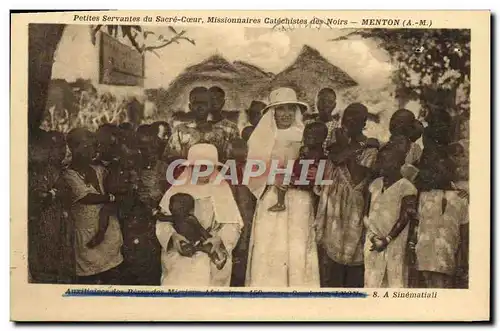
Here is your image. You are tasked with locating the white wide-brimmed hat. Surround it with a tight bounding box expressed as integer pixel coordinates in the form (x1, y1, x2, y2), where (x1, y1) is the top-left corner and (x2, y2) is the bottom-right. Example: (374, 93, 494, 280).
(262, 87, 309, 114)
(181, 143, 224, 167)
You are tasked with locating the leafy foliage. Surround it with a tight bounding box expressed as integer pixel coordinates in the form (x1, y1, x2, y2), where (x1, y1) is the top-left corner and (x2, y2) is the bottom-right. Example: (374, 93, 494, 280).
(331, 29, 471, 180)
(331, 29, 470, 119)
(89, 25, 195, 58)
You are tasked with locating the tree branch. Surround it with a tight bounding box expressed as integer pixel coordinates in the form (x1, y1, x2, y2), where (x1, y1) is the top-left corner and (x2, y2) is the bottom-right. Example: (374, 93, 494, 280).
(122, 27, 143, 53)
(90, 25, 102, 45)
(92, 25, 195, 57)
(143, 30, 188, 51)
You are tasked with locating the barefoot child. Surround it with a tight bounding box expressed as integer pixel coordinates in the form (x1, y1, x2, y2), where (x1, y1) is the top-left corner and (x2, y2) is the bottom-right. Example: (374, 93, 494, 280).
(157, 193, 228, 270)
(268, 121, 328, 212)
(118, 127, 163, 285)
(414, 112, 469, 288)
(87, 130, 139, 249)
(384, 109, 424, 287)
(62, 128, 124, 285)
(363, 137, 418, 288)
(314, 103, 379, 288)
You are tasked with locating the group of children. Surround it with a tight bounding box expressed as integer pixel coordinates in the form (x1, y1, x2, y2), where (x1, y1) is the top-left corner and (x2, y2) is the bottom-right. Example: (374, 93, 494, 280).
(28, 91, 469, 289)
(28, 118, 251, 285)
(262, 103, 468, 289)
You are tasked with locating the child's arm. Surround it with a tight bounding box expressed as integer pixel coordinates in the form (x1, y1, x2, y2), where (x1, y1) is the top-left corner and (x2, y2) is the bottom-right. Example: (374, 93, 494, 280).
(86, 205, 111, 248)
(97, 208, 110, 236)
(390, 195, 417, 239)
(153, 209, 175, 223)
(363, 189, 372, 218)
(406, 194, 420, 266)
(407, 194, 419, 245)
(197, 226, 215, 254)
(372, 195, 417, 252)
(196, 223, 213, 242)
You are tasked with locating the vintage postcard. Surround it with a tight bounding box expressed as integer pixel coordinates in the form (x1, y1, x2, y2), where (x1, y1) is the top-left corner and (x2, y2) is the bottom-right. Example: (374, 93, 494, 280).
(11, 10, 490, 321)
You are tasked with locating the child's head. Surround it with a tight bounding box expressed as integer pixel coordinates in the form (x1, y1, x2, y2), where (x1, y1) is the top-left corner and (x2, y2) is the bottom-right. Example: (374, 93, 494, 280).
(341, 103, 368, 137)
(169, 193, 195, 218)
(227, 138, 248, 163)
(66, 128, 97, 164)
(389, 109, 420, 140)
(45, 131, 67, 166)
(246, 100, 267, 127)
(137, 124, 161, 162)
(208, 86, 226, 115)
(189, 87, 211, 121)
(96, 124, 119, 162)
(316, 88, 337, 116)
(303, 122, 328, 147)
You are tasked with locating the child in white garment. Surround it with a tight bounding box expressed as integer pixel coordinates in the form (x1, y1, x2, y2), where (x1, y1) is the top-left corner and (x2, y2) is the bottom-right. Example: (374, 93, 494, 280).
(363, 137, 418, 288)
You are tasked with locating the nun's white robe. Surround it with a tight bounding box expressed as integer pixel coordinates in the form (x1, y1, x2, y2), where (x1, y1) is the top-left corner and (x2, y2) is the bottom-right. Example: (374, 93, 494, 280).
(245, 108, 320, 287)
(156, 170, 243, 287)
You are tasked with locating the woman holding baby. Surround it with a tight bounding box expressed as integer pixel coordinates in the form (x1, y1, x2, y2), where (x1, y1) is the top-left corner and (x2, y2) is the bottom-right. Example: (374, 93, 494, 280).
(155, 143, 243, 286)
(245, 88, 320, 287)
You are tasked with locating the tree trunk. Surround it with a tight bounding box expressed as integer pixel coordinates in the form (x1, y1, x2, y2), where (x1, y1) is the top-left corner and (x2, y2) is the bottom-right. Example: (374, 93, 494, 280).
(28, 24, 66, 137)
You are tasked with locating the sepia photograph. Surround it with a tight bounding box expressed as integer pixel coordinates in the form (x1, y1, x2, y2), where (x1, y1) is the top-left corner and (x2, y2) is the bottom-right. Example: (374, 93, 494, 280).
(10, 10, 490, 321)
(27, 22, 470, 289)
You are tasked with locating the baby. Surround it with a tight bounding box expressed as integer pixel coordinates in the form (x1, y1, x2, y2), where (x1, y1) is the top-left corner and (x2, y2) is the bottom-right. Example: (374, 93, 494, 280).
(268, 122, 328, 212)
(159, 193, 228, 270)
(87, 135, 139, 249)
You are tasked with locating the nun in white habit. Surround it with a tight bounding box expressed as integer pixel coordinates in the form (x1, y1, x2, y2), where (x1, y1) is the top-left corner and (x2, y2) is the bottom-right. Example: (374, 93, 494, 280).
(245, 88, 320, 287)
(156, 143, 243, 287)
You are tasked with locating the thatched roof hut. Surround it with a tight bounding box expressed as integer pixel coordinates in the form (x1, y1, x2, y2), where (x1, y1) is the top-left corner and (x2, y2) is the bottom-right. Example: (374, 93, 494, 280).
(159, 55, 274, 119)
(259, 45, 358, 109)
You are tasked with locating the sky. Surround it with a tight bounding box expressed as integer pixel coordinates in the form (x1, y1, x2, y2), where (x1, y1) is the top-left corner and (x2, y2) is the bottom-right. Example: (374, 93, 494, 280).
(51, 24, 394, 90)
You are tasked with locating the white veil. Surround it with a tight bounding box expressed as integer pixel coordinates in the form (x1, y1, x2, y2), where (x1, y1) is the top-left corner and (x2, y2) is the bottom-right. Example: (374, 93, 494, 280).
(159, 166, 243, 227)
(246, 105, 305, 198)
